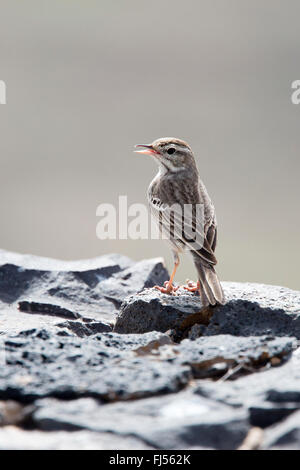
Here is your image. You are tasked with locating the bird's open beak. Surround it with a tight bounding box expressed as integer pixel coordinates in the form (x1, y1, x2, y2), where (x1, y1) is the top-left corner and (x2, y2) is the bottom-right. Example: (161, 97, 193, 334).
(134, 144, 160, 156)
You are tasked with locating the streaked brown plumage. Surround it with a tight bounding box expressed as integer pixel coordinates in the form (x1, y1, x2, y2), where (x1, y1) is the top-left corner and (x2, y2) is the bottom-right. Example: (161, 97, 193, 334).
(135, 137, 225, 306)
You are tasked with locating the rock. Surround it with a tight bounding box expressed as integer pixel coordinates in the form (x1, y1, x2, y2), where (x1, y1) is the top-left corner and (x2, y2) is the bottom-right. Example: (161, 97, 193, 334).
(195, 348, 300, 428)
(32, 390, 249, 450)
(188, 324, 206, 340)
(99, 258, 169, 307)
(18, 301, 82, 320)
(203, 282, 300, 339)
(0, 426, 153, 450)
(17, 301, 115, 337)
(168, 335, 295, 379)
(114, 288, 213, 337)
(0, 306, 75, 339)
(1, 326, 294, 407)
(0, 329, 190, 402)
(0, 248, 300, 449)
(262, 410, 300, 449)
(0, 250, 169, 327)
(115, 282, 300, 339)
(56, 320, 112, 337)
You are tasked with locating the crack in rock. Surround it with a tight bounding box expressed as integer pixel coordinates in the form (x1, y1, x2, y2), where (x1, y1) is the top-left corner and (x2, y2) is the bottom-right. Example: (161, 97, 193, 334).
(159, 335, 296, 379)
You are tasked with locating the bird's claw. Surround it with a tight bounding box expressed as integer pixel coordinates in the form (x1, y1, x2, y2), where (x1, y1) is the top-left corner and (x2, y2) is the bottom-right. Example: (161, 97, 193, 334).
(183, 279, 200, 293)
(154, 281, 179, 295)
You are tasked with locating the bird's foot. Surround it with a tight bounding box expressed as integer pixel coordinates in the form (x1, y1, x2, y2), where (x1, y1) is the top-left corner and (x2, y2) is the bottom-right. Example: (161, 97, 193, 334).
(183, 279, 200, 293)
(154, 281, 179, 295)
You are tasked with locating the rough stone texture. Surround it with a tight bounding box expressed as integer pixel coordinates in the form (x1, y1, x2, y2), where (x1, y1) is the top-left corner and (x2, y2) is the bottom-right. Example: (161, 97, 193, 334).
(115, 282, 300, 338)
(166, 335, 295, 379)
(1, 329, 292, 404)
(0, 329, 189, 403)
(0, 249, 300, 449)
(204, 282, 300, 339)
(114, 288, 213, 336)
(55, 320, 112, 337)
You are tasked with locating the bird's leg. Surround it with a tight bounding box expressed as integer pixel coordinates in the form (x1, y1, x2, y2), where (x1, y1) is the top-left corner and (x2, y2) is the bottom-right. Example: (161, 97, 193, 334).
(183, 279, 200, 292)
(154, 252, 180, 294)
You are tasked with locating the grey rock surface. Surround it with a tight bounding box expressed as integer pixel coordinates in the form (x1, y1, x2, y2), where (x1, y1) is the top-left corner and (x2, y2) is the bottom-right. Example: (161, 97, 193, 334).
(195, 348, 300, 428)
(0, 249, 300, 449)
(114, 288, 212, 337)
(0, 249, 169, 327)
(168, 335, 295, 379)
(32, 391, 249, 450)
(0, 329, 189, 402)
(115, 282, 300, 337)
(204, 282, 300, 339)
(0, 426, 153, 450)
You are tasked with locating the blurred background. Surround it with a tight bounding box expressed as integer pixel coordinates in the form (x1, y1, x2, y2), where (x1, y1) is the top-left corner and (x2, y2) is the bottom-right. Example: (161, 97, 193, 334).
(0, 0, 299, 289)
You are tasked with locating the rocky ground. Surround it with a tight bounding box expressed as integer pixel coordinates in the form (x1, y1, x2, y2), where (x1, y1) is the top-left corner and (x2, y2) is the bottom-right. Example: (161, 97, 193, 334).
(0, 249, 299, 450)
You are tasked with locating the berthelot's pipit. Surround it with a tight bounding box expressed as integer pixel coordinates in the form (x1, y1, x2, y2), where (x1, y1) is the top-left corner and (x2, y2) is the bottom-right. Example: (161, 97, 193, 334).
(134, 137, 225, 307)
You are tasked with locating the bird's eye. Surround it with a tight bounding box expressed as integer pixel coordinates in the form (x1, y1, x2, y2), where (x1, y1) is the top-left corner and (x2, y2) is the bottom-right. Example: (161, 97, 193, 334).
(167, 147, 176, 155)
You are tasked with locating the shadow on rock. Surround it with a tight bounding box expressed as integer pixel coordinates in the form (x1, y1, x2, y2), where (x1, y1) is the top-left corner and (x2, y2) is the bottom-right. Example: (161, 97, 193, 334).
(115, 282, 300, 342)
(204, 299, 300, 340)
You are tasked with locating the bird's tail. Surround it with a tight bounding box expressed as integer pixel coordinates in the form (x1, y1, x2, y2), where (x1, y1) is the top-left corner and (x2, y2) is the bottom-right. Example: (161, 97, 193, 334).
(194, 260, 225, 307)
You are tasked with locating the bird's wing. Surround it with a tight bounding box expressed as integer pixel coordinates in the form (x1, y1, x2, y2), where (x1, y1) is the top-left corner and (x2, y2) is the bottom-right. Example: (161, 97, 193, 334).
(159, 205, 217, 265)
(151, 177, 218, 265)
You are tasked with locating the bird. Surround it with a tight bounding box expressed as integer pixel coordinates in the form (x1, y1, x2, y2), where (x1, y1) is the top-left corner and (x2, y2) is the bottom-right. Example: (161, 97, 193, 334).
(134, 137, 225, 307)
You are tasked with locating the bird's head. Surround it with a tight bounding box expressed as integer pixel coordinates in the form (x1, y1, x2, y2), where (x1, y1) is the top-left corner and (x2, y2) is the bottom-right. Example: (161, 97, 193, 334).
(134, 137, 197, 174)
